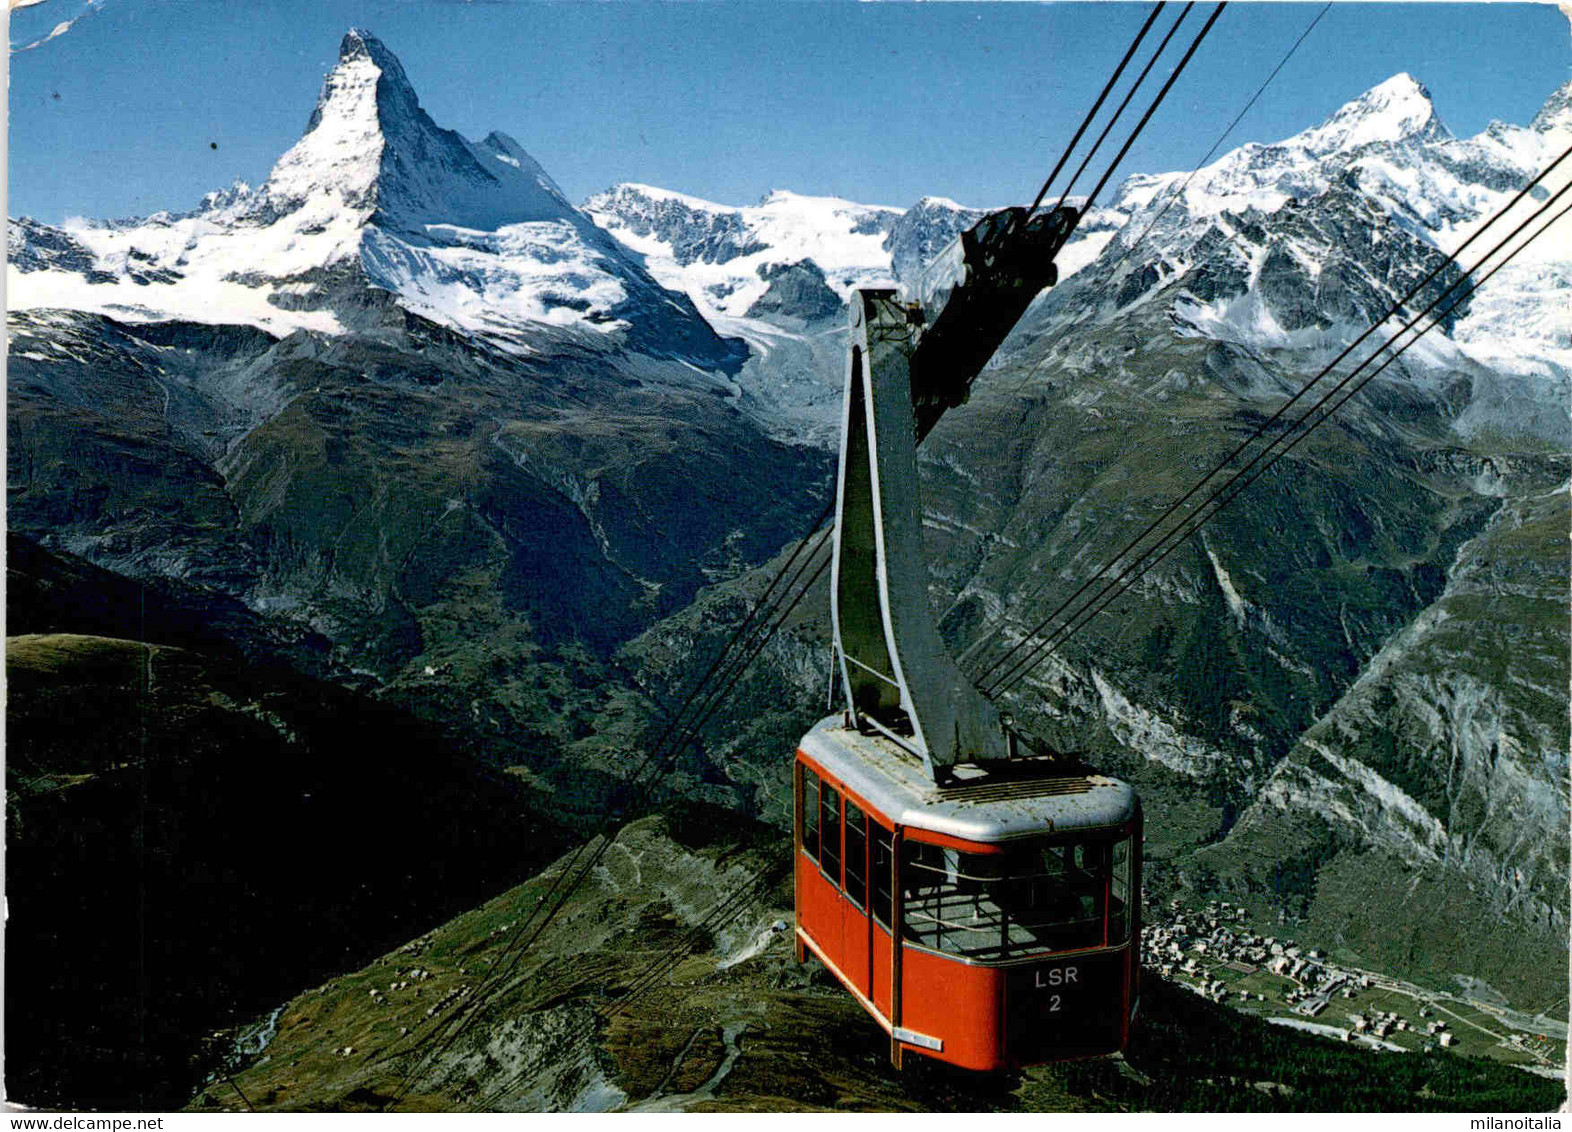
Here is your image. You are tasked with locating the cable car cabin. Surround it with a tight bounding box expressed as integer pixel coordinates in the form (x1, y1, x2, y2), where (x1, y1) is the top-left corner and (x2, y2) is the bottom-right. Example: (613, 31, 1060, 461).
(800, 251, 1139, 1071)
(793, 719, 1141, 1072)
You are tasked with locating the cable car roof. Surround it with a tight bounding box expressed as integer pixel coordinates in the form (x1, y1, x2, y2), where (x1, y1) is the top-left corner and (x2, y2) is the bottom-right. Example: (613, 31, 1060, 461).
(799, 717, 1138, 844)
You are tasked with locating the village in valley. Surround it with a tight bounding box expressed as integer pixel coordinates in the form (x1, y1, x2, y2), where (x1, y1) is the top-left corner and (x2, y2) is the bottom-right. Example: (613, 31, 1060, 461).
(1139, 897, 1566, 1078)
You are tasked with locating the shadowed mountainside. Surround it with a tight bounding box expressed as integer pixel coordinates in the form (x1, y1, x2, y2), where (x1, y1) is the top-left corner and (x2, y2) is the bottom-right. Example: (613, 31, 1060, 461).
(6, 625, 573, 1110)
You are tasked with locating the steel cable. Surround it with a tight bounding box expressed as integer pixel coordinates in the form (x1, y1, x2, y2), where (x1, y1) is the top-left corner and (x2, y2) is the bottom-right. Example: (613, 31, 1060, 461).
(1053, 3, 1197, 214)
(1028, 2, 1169, 215)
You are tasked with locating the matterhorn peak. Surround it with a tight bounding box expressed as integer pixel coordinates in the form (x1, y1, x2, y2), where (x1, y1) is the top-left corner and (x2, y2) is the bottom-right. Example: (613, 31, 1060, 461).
(1290, 72, 1450, 157)
(328, 29, 422, 122)
(257, 30, 577, 234)
(262, 26, 413, 218)
(339, 27, 386, 59)
(338, 29, 403, 72)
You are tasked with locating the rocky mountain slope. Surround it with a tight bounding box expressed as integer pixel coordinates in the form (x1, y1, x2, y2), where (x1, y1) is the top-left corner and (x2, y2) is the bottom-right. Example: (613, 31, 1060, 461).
(5, 618, 572, 1109)
(7, 26, 1569, 1109)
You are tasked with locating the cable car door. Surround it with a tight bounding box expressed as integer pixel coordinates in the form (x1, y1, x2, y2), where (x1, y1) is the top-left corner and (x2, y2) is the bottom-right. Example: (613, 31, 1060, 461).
(842, 800, 872, 1000)
(869, 821, 895, 1018)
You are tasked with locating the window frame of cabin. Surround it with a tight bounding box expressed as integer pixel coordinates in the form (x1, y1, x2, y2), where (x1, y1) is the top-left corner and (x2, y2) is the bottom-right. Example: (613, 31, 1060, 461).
(819, 780, 842, 888)
(800, 764, 821, 865)
(899, 832, 1131, 961)
(870, 824, 894, 931)
(843, 799, 868, 910)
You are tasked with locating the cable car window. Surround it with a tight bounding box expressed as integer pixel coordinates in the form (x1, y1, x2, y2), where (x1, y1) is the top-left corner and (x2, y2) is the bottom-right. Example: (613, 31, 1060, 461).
(801, 766, 820, 863)
(1109, 837, 1131, 943)
(844, 801, 868, 908)
(901, 836, 1112, 960)
(819, 782, 841, 885)
(871, 827, 893, 929)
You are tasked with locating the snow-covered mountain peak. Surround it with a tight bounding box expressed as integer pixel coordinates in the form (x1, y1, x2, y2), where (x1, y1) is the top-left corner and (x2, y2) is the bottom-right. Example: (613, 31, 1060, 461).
(1046, 71, 1570, 425)
(264, 29, 398, 217)
(1291, 72, 1450, 156)
(335, 28, 420, 111)
(339, 27, 399, 67)
(197, 179, 257, 218)
(262, 29, 574, 235)
(911, 195, 989, 215)
(1101, 70, 1526, 243)
(6, 30, 744, 365)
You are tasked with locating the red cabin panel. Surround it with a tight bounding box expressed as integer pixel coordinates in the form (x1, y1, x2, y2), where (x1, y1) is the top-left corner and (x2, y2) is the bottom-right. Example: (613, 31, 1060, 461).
(870, 924, 894, 1018)
(798, 854, 842, 961)
(900, 946, 1005, 1071)
(842, 899, 871, 997)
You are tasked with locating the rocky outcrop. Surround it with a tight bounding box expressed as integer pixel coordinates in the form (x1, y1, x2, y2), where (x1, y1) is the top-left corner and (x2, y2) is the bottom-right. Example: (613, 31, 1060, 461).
(744, 260, 843, 321)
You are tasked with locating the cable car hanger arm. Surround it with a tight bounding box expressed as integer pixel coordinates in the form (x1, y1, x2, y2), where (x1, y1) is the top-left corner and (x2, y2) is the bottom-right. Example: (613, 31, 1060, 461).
(903, 205, 1077, 440)
(830, 205, 1075, 782)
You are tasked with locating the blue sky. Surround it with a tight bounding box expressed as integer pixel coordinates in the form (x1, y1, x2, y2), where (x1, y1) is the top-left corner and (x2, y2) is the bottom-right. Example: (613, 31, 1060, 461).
(8, 2, 1570, 223)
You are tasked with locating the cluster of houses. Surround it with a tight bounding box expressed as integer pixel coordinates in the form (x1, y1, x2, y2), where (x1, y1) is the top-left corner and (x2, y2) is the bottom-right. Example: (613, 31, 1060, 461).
(1139, 898, 1285, 1004)
(1347, 1007, 1454, 1046)
(1140, 900, 1322, 980)
(1135, 899, 1572, 1068)
(1138, 898, 1433, 1037)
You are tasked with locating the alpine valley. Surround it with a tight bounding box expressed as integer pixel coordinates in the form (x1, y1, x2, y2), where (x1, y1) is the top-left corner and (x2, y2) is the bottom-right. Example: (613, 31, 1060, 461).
(7, 29, 1568, 1111)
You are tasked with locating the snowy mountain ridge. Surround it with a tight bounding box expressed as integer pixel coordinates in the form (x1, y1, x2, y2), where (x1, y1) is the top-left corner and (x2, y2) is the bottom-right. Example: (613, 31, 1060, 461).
(582, 181, 1125, 326)
(8, 34, 1568, 420)
(583, 183, 908, 321)
(7, 30, 740, 368)
(1106, 72, 1570, 242)
(1050, 71, 1572, 417)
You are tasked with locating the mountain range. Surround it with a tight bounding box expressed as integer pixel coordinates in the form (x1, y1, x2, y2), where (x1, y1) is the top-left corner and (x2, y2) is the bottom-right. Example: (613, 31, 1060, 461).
(7, 28, 1568, 1110)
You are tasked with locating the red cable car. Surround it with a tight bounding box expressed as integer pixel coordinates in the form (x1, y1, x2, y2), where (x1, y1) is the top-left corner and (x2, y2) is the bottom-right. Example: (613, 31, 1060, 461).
(794, 209, 1142, 1071)
(794, 726, 1141, 1072)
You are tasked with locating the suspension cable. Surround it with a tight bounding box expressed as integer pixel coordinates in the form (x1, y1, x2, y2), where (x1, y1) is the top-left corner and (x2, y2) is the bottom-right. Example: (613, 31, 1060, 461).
(1028, 2, 1168, 215)
(1078, 3, 1227, 214)
(1104, 2, 1331, 278)
(1054, 3, 1196, 214)
(973, 0, 1320, 483)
